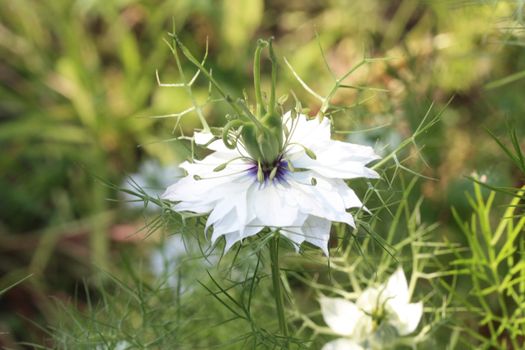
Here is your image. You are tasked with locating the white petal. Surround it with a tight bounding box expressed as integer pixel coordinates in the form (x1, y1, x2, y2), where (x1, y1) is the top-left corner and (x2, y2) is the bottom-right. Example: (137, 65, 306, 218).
(355, 287, 381, 314)
(206, 200, 236, 232)
(285, 112, 331, 149)
(320, 297, 363, 336)
(293, 155, 379, 180)
(206, 188, 251, 234)
(290, 139, 380, 180)
(278, 215, 308, 251)
(194, 131, 215, 145)
(284, 113, 379, 175)
(327, 140, 381, 163)
(163, 170, 227, 203)
(384, 267, 410, 305)
(165, 168, 253, 216)
(352, 315, 375, 342)
(300, 216, 332, 255)
(210, 210, 239, 243)
(331, 180, 365, 209)
(322, 338, 365, 350)
(219, 224, 264, 252)
(223, 231, 240, 252)
(389, 301, 423, 335)
(249, 183, 300, 227)
(287, 173, 356, 227)
(311, 140, 380, 166)
(182, 153, 252, 177)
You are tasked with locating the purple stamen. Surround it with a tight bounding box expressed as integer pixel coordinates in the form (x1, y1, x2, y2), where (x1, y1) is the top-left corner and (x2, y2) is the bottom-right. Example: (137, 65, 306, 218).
(248, 158, 289, 184)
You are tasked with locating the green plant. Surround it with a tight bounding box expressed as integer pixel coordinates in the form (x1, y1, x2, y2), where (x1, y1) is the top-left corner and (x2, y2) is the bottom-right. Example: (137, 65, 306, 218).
(445, 181, 525, 349)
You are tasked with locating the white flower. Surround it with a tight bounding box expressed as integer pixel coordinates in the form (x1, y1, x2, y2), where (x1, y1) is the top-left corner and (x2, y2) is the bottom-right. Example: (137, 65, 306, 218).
(322, 339, 365, 350)
(162, 112, 380, 254)
(122, 160, 183, 210)
(150, 235, 190, 289)
(96, 340, 131, 350)
(114, 341, 131, 350)
(150, 235, 219, 291)
(320, 267, 423, 350)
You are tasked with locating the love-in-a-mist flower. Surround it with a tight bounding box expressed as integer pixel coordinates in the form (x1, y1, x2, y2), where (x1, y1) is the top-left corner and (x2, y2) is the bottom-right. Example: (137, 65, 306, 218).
(320, 267, 423, 350)
(162, 110, 379, 254)
(162, 39, 379, 254)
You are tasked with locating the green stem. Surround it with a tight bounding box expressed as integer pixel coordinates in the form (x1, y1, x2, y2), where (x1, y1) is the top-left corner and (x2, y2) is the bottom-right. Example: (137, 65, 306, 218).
(169, 31, 243, 118)
(254, 39, 267, 118)
(169, 24, 211, 132)
(269, 235, 289, 342)
(268, 37, 277, 114)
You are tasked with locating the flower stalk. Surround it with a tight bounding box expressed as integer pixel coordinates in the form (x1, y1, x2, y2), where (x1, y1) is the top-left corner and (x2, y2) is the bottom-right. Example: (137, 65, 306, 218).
(269, 234, 289, 343)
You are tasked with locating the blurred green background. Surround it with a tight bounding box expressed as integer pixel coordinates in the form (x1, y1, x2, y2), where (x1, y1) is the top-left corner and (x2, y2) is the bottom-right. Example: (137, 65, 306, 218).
(1, 0, 525, 348)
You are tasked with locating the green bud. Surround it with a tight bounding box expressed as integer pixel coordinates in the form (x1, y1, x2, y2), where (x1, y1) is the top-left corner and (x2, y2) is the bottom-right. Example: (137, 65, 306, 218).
(304, 147, 317, 160)
(257, 132, 265, 144)
(261, 111, 284, 155)
(193, 175, 202, 180)
(241, 124, 263, 161)
(311, 177, 317, 186)
(227, 38, 288, 166)
(257, 128, 281, 164)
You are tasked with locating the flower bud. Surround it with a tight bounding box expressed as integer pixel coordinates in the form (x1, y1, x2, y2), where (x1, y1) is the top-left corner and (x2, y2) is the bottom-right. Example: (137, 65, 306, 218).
(242, 124, 263, 162)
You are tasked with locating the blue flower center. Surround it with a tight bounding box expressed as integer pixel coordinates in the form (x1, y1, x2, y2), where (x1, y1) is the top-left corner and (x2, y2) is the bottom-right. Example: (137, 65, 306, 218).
(248, 158, 289, 183)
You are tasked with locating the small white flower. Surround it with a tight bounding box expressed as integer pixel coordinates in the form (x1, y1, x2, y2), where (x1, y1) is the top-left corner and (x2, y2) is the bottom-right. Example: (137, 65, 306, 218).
(322, 339, 365, 350)
(122, 160, 183, 210)
(162, 112, 379, 254)
(150, 235, 219, 291)
(96, 340, 131, 350)
(114, 341, 131, 350)
(320, 268, 423, 350)
(150, 235, 189, 289)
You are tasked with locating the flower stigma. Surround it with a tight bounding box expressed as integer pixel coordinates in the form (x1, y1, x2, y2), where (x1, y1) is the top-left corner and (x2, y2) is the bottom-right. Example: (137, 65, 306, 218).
(249, 157, 289, 184)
